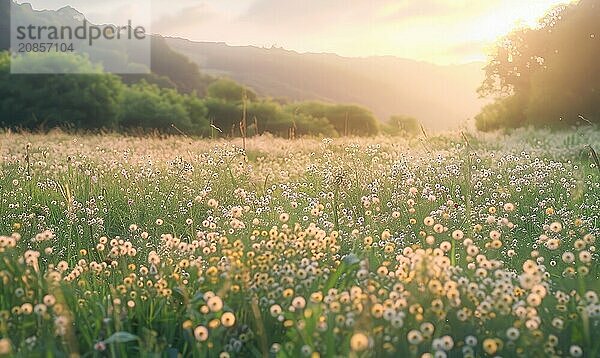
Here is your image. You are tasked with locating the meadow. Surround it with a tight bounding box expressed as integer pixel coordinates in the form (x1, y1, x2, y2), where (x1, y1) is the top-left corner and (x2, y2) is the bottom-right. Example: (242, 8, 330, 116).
(0, 128, 599, 357)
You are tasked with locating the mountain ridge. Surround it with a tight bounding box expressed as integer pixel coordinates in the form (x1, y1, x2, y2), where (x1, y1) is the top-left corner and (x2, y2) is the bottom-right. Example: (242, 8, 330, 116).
(164, 36, 483, 67)
(166, 37, 487, 129)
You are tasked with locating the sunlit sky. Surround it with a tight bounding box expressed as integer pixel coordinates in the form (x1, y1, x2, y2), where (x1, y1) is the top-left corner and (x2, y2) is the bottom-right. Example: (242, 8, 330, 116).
(21, 0, 578, 64)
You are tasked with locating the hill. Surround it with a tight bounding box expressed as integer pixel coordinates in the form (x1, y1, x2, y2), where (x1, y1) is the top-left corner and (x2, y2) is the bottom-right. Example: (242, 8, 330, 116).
(166, 38, 487, 129)
(0, 1, 214, 95)
(0, 0, 10, 50)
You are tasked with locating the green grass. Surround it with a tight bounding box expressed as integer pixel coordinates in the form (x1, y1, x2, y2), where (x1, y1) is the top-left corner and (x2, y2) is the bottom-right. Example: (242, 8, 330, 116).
(0, 128, 599, 357)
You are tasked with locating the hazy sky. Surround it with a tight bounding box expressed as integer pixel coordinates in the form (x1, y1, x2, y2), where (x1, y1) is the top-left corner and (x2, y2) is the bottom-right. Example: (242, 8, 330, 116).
(19, 0, 577, 64)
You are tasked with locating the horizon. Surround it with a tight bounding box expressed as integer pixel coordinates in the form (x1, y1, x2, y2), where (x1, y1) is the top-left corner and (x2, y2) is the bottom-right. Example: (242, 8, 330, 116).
(17, 0, 578, 65)
(165, 37, 490, 67)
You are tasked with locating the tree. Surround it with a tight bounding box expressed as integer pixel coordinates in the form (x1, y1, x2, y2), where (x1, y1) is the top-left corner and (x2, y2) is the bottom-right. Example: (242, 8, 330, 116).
(0, 52, 123, 130)
(474, 96, 525, 132)
(383, 115, 421, 136)
(207, 79, 257, 103)
(477, 0, 599, 130)
(247, 100, 290, 136)
(204, 98, 242, 136)
(119, 81, 209, 135)
(294, 114, 338, 137)
(292, 102, 379, 136)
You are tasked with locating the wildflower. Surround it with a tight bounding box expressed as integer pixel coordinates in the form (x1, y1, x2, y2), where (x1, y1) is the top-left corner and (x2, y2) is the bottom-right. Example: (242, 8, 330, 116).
(489, 230, 501, 240)
(350, 333, 369, 352)
(94, 342, 106, 351)
(440, 335, 454, 350)
(207, 296, 224, 312)
(407, 330, 423, 345)
(182, 320, 193, 330)
(419, 322, 435, 335)
(506, 327, 520, 340)
(270, 343, 282, 354)
(451, 230, 464, 240)
(546, 239, 560, 250)
(482, 338, 498, 355)
(194, 326, 209, 341)
(569, 345, 583, 357)
(43, 295, 56, 306)
(424, 217, 435, 226)
(552, 317, 564, 329)
(439, 241, 451, 252)
(0, 338, 11, 355)
(34, 304, 47, 315)
(579, 251, 591, 263)
(562, 251, 575, 263)
(464, 336, 477, 346)
(549, 222, 562, 233)
(208, 319, 220, 329)
(292, 296, 306, 310)
(270, 304, 282, 317)
(221, 312, 236, 327)
(21, 303, 33, 314)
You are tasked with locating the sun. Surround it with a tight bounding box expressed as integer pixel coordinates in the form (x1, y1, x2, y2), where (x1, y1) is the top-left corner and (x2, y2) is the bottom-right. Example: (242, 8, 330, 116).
(471, 0, 578, 43)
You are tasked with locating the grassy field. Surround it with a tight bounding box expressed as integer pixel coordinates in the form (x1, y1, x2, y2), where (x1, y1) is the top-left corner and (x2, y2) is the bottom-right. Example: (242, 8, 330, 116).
(0, 128, 599, 357)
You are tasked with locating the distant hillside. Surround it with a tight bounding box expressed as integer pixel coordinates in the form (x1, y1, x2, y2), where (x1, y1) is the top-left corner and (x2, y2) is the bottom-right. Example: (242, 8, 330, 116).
(167, 38, 488, 130)
(0, 0, 10, 51)
(1, 1, 214, 95)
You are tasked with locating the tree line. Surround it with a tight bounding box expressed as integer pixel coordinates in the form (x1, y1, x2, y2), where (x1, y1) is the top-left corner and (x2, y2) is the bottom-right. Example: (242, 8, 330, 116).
(0, 0, 420, 138)
(0, 50, 399, 137)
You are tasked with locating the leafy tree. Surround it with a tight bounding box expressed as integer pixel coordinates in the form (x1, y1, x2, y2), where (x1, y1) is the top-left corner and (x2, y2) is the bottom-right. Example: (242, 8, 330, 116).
(294, 114, 338, 137)
(474, 96, 525, 132)
(185, 93, 211, 135)
(477, 0, 599, 130)
(382, 115, 421, 136)
(204, 98, 242, 136)
(119, 81, 209, 135)
(204, 97, 339, 138)
(207, 79, 257, 103)
(292, 102, 379, 136)
(0, 52, 210, 134)
(0, 52, 123, 130)
(247, 100, 292, 136)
